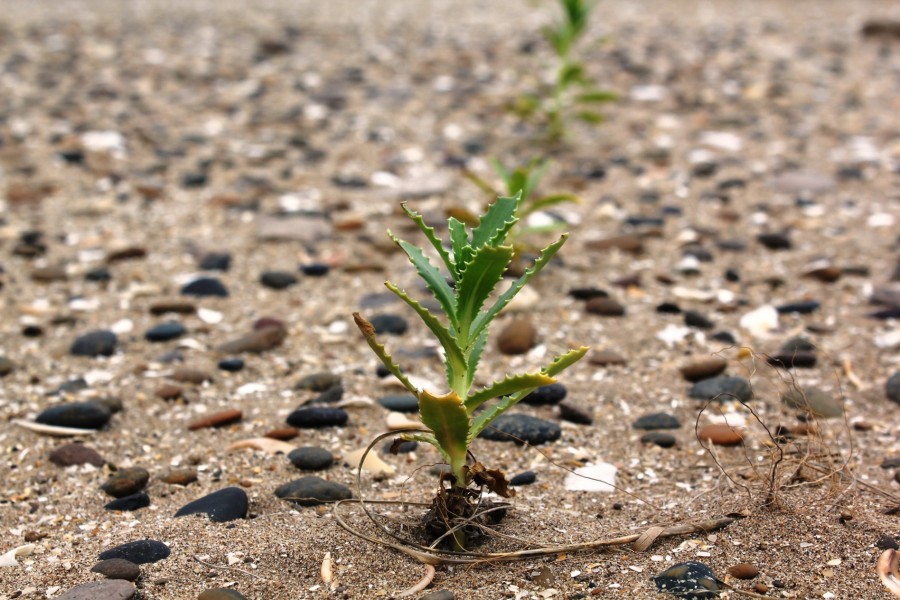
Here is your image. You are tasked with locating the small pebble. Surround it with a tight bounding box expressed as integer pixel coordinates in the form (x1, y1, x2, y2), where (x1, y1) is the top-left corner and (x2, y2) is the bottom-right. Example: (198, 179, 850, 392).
(633, 413, 681, 430)
(697, 423, 744, 446)
(377, 394, 419, 413)
(522, 382, 567, 406)
(420, 591, 455, 600)
(781, 387, 843, 418)
(727, 562, 759, 579)
(478, 413, 561, 445)
(181, 277, 229, 297)
(688, 376, 753, 402)
(886, 372, 900, 403)
(145, 321, 187, 342)
(188, 409, 243, 430)
(286, 407, 349, 428)
(105, 492, 151, 512)
(155, 384, 184, 401)
(101, 467, 150, 498)
(679, 356, 727, 382)
(37, 402, 111, 430)
(99, 539, 170, 564)
(49, 443, 106, 467)
(684, 310, 715, 329)
(558, 401, 593, 425)
(70, 330, 118, 357)
(174, 487, 248, 522)
(197, 590, 248, 600)
(288, 447, 335, 471)
(260, 270, 298, 289)
(274, 476, 353, 506)
(369, 313, 408, 335)
(589, 349, 627, 366)
(295, 372, 342, 391)
(757, 232, 792, 250)
(56, 580, 136, 600)
(585, 296, 626, 316)
(198, 252, 232, 271)
(91, 558, 141, 581)
(217, 326, 287, 354)
(159, 467, 198, 486)
(496, 317, 537, 355)
(217, 358, 245, 372)
(641, 432, 677, 448)
(509, 471, 537, 486)
(171, 367, 214, 384)
(654, 561, 723, 598)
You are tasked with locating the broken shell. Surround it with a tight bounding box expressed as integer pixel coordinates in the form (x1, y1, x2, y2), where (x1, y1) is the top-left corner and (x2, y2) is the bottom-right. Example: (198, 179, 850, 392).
(385, 411, 425, 431)
(13, 419, 97, 437)
(878, 549, 900, 597)
(227, 437, 296, 455)
(0, 544, 35, 567)
(344, 447, 396, 477)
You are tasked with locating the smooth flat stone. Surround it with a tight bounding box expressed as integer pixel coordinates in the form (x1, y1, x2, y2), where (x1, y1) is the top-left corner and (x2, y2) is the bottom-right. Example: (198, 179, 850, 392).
(71, 330, 118, 357)
(91, 558, 141, 581)
(145, 321, 187, 342)
(101, 467, 150, 498)
(781, 387, 843, 418)
(181, 277, 229, 297)
(274, 476, 352, 506)
(56, 580, 135, 600)
(478, 414, 561, 445)
(688, 376, 752, 403)
(174, 487, 248, 522)
(286, 407, 348, 428)
(49, 443, 106, 467)
(288, 447, 334, 471)
(217, 327, 287, 354)
(105, 492, 150, 512)
(198, 589, 248, 600)
(36, 402, 111, 430)
(633, 412, 681, 430)
(522, 383, 567, 406)
(99, 540, 170, 564)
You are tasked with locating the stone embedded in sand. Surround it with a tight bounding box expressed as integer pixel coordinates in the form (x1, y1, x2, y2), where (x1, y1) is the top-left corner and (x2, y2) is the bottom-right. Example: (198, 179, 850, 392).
(49, 443, 106, 467)
(641, 432, 677, 448)
(91, 558, 141, 581)
(295, 372, 342, 392)
(369, 313, 408, 335)
(688, 376, 752, 403)
(217, 326, 287, 354)
(56, 580, 136, 600)
(181, 277, 229, 297)
(728, 562, 760, 579)
(174, 487, 248, 522)
(509, 471, 537, 486)
(274, 476, 352, 506)
(171, 367, 214, 384)
(697, 423, 744, 446)
(522, 383, 567, 406)
(654, 561, 723, 597)
(378, 394, 419, 413)
(684, 310, 715, 329)
(558, 401, 593, 425)
(70, 330, 118, 357)
(104, 492, 150, 512)
(589, 349, 627, 366)
(101, 467, 150, 498)
(496, 317, 537, 355)
(159, 468, 198, 486)
(198, 589, 248, 600)
(36, 402, 111, 430)
(781, 387, 843, 418)
(679, 356, 727, 382)
(99, 540, 170, 564)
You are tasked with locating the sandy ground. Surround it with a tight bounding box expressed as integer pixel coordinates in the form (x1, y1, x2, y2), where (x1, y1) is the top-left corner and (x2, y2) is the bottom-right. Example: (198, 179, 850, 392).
(2, 0, 900, 598)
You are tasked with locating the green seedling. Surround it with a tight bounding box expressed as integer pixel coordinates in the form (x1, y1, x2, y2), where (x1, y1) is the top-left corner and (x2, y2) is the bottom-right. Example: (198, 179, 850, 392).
(464, 157, 579, 246)
(353, 192, 587, 546)
(514, 0, 616, 140)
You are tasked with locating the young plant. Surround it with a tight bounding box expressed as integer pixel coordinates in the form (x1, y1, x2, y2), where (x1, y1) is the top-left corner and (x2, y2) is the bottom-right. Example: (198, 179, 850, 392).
(353, 193, 587, 515)
(514, 0, 616, 141)
(464, 157, 579, 246)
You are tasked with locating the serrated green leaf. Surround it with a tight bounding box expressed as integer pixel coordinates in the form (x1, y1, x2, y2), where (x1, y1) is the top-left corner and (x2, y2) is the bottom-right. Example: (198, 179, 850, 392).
(448, 217, 471, 276)
(389, 235, 457, 330)
(465, 328, 489, 390)
(385, 282, 466, 389)
(559, 62, 587, 87)
(465, 372, 556, 412)
(471, 195, 519, 250)
(544, 345, 589, 376)
(575, 90, 617, 104)
(353, 312, 417, 396)
(399, 204, 456, 276)
(456, 244, 515, 342)
(419, 389, 470, 478)
(470, 234, 568, 342)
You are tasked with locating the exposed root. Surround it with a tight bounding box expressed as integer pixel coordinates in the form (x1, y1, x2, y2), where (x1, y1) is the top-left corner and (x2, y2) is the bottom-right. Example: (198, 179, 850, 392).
(396, 564, 436, 598)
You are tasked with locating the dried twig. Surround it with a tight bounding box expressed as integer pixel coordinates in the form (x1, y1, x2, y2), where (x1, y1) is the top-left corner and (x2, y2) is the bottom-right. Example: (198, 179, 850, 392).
(396, 564, 436, 598)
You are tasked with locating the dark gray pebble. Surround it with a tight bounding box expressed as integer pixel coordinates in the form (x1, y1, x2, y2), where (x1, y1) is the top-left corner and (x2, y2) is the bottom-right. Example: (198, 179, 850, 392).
(876, 535, 899, 550)
(288, 447, 334, 471)
(91, 558, 141, 581)
(85, 266, 112, 282)
(49, 443, 106, 467)
(568, 287, 609, 300)
(509, 471, 537, 486)
(105, 492, 150, 512)
(684, 310, 715, 329)
(776, 300, 820, 314)
(369, 313, 409, 335)
(145, 321, 186, 342)
(558, 401, 593, 425)
(886, 372, 900, 403)
(656, 302, 682, 314)
(70, 330, 118, 357)
(522, 383, 567, 406)
(286, 407, 349, 428)
(688, 376, 752, 402)
(101, 467, 150, 498)
(309, 384, 344, 404)
(181, 277, 229, 297)
(641, 432, 677, 448)
(260, 271, 298, 289)
(174, 486, 248, 522)
(300, 263, 330, 276)
(385, 439, 418, 453)
(478, 414, 561, 445)
(757, 232, 792, 250)
(217, 358, 245, 372)
(654, 561, 723, 598)
(0, 356, 13, 376)
(99, 539, 170, 564)
(198, 252, 231, 271)
(274, 476, 352, 506)
(767, 352, 817, 369)
(633, 412, 681, 430)
(881, 457, 900, 469)
(37, 401, 111, 430)
(378, 394, 420, 413)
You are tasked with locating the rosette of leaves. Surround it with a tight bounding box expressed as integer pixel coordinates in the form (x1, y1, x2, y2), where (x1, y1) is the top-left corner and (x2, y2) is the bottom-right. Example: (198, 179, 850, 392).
(354, 193, 587, 495)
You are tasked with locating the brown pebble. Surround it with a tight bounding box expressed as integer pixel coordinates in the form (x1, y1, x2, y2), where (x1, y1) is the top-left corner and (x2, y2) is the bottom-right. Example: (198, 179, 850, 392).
(188, 409, 242, 431)
(31, 265, 68, 282)
(159, 467, 198, 486)
(171, 367, 214, 384)
(91, 558, 141, 581)
(101, 467, 150, 498)
(804, 265, 842, 283)
(586, 234, 644, 254)
(217, 326, 287, 354)
(155, 384, 184, 401)
(679, 356, 727, 382)
(265, 427, 300, 440)
(753, 583, 769, 594)
(149, 301, 196, 316)
(49, 443, 106, 467)
(106, 246, 147, 263)
(698, 423, 745, 446)
(585, 296, 626, 316)
(589, 349, 627, 366)
(558, 401, 593, 425)
(496, 318, 537, 355)
(727, 562, 759, 579)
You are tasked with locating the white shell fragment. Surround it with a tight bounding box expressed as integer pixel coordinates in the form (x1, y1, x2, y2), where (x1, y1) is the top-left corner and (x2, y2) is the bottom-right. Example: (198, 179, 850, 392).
(739, 305, 779, 338)
(13, 420, 97, 437)
(227, 438, 296, 455)
(563, 462, 617, 493)
(344, 448, 396, 477)
(0, 544, 35, 567)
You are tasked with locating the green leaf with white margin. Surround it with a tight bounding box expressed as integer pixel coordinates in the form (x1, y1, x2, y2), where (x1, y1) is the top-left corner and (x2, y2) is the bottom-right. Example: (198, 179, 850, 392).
(471, 194, 519, 249)
(455, 244, 514, 342)
(418, 389, 470, 478)
(468, 346, 589, 440)
(448, 217, 471, 277)
(388, 232, 457, 330)
(385, 282, 466, 389)
(469, 234, 568, 343)
(352, 312, 418, 396)
(464, 372, 556, 412)
(399, 204, 456, 276)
